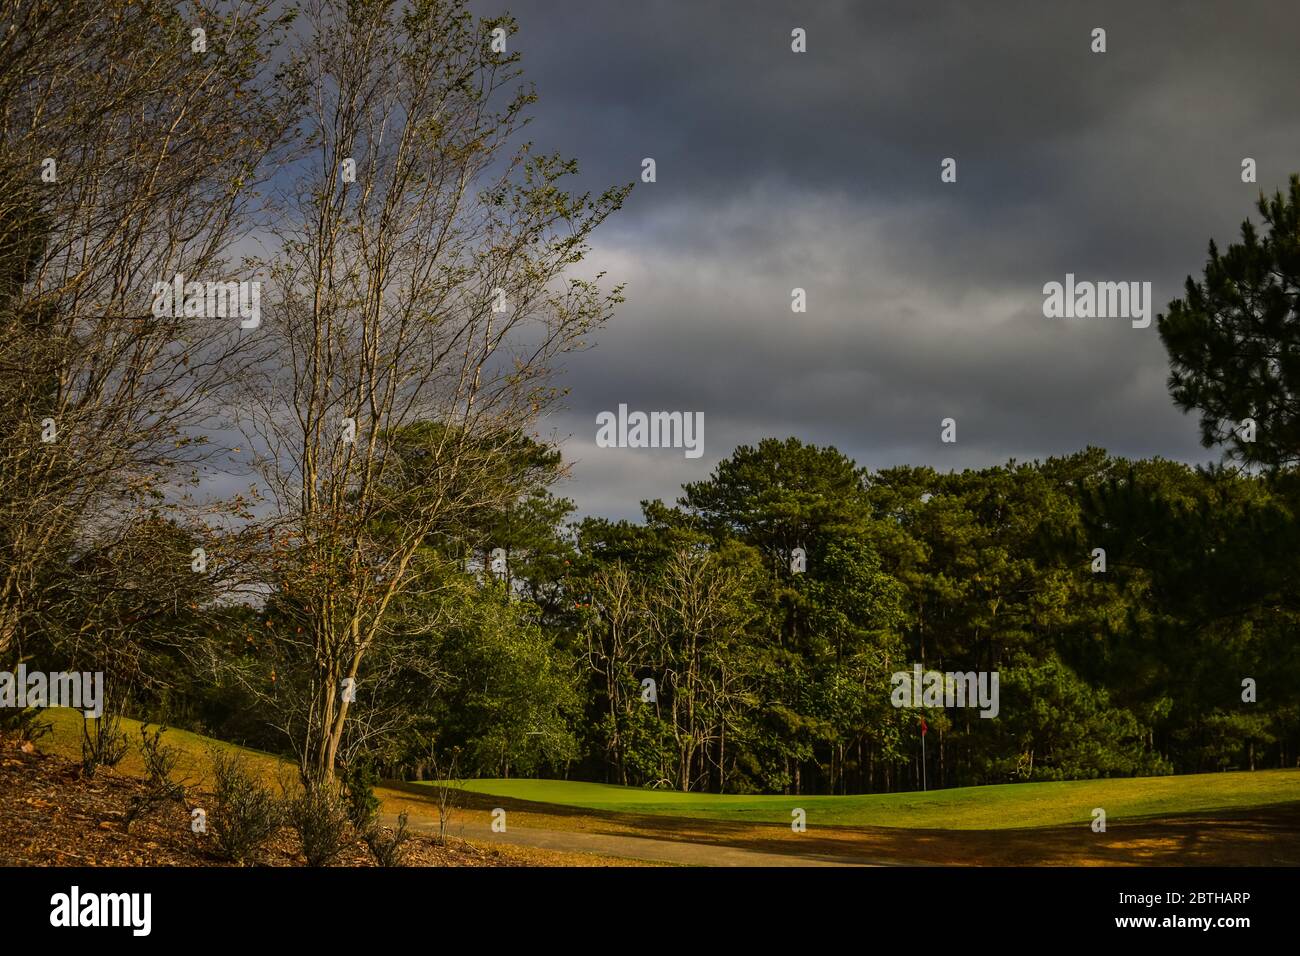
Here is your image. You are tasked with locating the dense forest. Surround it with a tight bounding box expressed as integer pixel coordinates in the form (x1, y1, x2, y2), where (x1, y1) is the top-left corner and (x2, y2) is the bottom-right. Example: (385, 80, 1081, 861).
(13, 435, 1300, 795)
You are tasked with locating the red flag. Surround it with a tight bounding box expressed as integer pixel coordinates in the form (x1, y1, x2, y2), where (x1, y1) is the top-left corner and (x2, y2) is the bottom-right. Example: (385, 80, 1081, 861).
(920, 717, 928, 736)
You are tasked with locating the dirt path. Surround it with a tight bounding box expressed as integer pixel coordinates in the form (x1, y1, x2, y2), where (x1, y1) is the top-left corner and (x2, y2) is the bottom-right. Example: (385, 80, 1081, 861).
(385, 812, 868, 867)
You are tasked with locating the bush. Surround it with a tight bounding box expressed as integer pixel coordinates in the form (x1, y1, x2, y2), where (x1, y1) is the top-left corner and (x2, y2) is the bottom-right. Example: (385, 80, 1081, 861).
(207, 749, 281, 864)
(364, 812, 411, 867)
(124, 725, 186, 831)
(80, 713, 127, 777)
(340, 760, 409, 866)
(340, 760, 381, 833)
(285, 776, 353, 867)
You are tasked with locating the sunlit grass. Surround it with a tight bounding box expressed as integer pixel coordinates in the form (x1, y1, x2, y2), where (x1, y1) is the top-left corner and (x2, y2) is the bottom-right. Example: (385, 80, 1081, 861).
(437, 771, 1300, 829)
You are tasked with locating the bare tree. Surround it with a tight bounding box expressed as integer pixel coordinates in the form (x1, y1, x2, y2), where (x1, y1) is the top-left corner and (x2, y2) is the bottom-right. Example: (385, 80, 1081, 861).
(584, 563, 656, 785)
(429, 744, 463, 845)
(241, 0, 629, 780)
(650, 548, 757, 792)
(0, 0, 296, 672)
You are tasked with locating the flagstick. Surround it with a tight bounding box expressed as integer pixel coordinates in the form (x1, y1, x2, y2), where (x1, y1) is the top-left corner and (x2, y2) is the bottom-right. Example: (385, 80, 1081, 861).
(921, 723, 927, 792)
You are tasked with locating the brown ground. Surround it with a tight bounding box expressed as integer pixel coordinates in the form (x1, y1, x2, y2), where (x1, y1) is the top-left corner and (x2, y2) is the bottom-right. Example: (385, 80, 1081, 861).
(0, 732, 645, 867)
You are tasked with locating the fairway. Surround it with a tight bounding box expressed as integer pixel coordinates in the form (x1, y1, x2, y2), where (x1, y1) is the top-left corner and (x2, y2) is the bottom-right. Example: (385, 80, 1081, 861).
(439, 772, 1300, 830)
(34, 708, 1300, 833)
(27, 709, 1300, 864)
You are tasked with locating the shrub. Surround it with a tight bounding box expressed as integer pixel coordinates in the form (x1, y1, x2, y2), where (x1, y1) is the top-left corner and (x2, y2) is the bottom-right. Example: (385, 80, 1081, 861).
(207, 748, 281, 863)
(340, 760, 381, 833)
(340, 760, 410, 866)
(124, 725, 186, 831)
(80, 712, 127, 777)
(285, 776, 353, 867)
(364, 812, 411, 867)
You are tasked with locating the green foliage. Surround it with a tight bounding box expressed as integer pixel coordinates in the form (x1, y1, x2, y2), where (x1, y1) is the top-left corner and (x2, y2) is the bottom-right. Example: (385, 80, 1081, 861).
(340, 760, 383, 833)
(1174, 711, 1277, 772)
(977, 655, 1169, 782)
(104, 433, 1300, 797)
(437, 593, 581, 777)
(1159, 175, 1300, 468)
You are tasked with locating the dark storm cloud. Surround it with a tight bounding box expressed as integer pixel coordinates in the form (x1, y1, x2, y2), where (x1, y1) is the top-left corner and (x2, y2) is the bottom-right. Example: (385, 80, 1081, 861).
(478, 0, 1300, 518)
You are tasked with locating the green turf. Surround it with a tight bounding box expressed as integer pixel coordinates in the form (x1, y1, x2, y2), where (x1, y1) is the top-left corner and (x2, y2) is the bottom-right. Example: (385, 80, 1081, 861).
(34, 708, 1300, 831)
(432, 770, 1300, 830)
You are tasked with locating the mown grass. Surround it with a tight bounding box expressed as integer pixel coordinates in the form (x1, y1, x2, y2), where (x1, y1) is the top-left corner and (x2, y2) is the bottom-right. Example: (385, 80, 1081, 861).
(36, 708, 1300, 832)
(438, 771, 1300, 830)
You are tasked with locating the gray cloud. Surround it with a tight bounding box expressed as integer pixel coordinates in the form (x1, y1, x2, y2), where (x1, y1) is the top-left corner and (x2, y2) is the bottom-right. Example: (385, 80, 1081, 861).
(476, 0, 1300, 518)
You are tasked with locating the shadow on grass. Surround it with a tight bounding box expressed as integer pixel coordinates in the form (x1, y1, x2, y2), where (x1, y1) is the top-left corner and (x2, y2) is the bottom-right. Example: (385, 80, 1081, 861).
(379, 781, 1300, 866)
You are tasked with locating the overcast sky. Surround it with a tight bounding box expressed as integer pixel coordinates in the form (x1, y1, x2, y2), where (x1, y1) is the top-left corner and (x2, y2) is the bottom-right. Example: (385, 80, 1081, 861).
(469, 0, 1300, 519)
